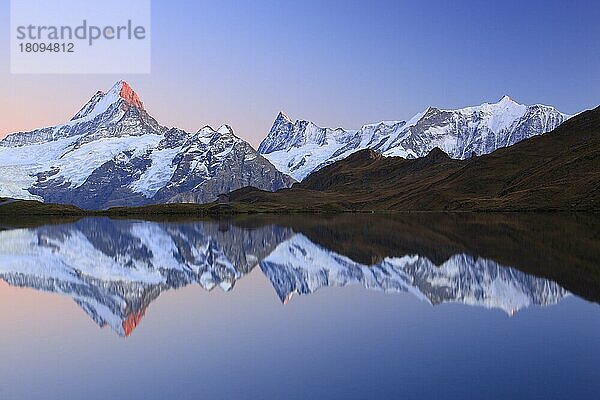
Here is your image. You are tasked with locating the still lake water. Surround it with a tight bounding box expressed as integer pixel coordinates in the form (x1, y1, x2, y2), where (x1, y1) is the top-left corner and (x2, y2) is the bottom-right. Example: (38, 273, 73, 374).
(0, 213, 598, 399)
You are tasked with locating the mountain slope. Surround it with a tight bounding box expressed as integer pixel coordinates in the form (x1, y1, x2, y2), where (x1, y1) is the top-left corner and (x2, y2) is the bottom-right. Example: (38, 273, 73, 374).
(231, 105, 600, 211)
(259, 97, 570, 180)
(0, 81, 294, 209)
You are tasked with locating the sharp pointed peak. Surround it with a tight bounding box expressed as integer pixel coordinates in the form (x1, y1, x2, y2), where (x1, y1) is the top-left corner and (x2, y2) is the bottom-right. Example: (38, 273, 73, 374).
(108, 79, 131, 90)
(198, 125, 216, 134)
(276, 111, 293, 123)
(121, 307, 147, 338)
(71, 81, 144, 121)
(498, 94, 517, 104)
(107, 80, 144, 109)
(217, 124, 235, 135)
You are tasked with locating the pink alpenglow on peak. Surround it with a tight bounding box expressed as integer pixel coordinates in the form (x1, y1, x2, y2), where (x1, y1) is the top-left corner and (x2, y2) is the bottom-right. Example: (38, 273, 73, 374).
(71, 81, 145, 122)
(117, 81, 145, 110)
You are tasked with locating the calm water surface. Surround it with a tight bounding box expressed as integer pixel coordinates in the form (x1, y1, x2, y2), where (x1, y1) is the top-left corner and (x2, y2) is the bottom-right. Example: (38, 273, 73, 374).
(0, 214, 598, 399)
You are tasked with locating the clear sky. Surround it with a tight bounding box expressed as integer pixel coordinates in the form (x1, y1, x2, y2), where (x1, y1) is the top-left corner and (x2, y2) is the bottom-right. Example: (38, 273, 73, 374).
(1, 0, 599, 147)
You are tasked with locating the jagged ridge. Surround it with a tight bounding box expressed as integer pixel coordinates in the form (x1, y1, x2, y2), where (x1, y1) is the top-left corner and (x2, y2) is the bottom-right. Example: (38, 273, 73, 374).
(259, 96, 570, 180)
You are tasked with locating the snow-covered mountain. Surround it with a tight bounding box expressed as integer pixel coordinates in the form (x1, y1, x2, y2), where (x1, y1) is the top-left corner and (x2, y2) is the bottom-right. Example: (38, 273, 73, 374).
(0, 81, 294, 209)
(260, 234, 569, 314)
(0, 219, 570, 336)
(259, 97, 571, 180)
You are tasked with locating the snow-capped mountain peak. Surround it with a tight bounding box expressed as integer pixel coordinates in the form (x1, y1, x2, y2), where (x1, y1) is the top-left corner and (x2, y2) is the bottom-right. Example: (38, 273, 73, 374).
(217, 124, 235, 136)
(196, 124, 239, 141)
(0, 81, 294, 208)
(276, 111, 293, 123)
(461, 95, 523, 112)
(71, 80, 144, 122)
(115, 80, 145, 109)
(198, 125, 216, 134)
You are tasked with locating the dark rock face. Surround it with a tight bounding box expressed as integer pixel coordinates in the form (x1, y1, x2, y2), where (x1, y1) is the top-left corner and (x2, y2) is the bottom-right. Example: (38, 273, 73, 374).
(0, 82, 295, 209)
(155, 133, 294, 204)
(31, 154, 152, 209)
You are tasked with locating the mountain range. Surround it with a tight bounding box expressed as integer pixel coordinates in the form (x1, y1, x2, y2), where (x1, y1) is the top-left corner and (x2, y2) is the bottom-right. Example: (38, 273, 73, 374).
(231, 105, 600, 212)
(0, 81, 293, 209)
(0, 81, 580, 210)
(259, 97, 570, 180)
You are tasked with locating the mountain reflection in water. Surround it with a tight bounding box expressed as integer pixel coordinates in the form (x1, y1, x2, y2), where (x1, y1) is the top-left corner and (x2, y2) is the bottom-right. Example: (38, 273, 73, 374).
(0, 213, 597, 337)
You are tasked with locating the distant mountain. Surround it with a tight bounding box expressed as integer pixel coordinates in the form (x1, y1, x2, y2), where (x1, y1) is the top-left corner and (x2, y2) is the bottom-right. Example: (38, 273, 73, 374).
(0, 81, 294, 209)
(259, 97, 570, 180)
(0, 218, 570, 336)
(233, 105, 600, 211)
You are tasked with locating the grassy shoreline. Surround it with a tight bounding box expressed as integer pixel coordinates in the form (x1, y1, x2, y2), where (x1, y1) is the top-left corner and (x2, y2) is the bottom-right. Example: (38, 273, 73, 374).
(1, 197, 599, 217)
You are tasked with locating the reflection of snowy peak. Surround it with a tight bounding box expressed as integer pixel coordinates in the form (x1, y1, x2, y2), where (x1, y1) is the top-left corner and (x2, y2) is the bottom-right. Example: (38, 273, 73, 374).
(259, 234, 569, 313)
(0, 219, 291, 336)
(0, 220, 572, 337)
(0, 81, 294, 209)
(259, 97, 570, 180)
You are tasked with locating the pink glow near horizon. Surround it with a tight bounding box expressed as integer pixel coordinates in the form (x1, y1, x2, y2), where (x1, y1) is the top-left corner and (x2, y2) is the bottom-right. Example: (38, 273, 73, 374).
(0, 1, 597, 151)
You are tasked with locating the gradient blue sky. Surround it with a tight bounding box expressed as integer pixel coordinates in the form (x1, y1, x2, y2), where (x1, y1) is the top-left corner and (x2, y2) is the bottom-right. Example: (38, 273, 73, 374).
(1, 0, 599, 147)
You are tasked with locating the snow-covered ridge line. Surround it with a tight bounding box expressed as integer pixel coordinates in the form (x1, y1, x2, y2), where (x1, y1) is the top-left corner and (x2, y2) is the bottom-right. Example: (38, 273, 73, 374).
(259, 96, 571, 181)
(271, 96, 570, 133)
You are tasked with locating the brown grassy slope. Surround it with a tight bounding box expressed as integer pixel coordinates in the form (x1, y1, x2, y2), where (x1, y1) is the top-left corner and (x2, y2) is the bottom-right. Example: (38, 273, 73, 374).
(0, 198, 86, 216)
(230, 106, 600, 211)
